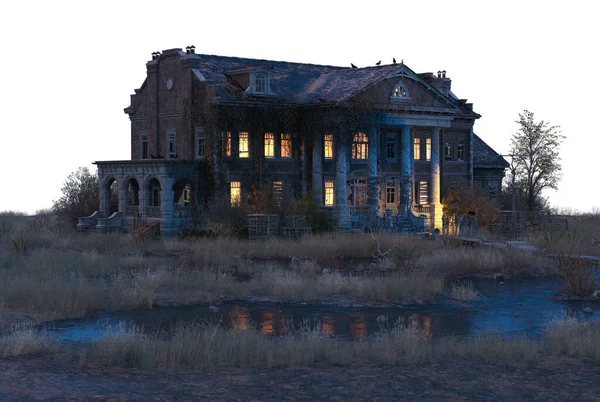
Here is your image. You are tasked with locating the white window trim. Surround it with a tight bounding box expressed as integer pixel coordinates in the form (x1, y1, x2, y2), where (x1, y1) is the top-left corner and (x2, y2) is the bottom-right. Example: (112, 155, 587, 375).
(246, 70, 273, 96)
(390, 82, 411, 102)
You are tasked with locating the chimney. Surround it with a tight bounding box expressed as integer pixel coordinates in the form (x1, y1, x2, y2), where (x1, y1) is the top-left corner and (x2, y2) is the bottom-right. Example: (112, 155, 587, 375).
(437, 70, 442, 78)
(151, 51, 161, 60)
(432, 69, 451, 96)
(186, 45, 196, 54)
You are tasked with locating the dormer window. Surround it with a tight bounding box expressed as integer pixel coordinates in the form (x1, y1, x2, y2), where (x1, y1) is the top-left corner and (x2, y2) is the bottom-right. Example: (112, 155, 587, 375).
(255, 73, 266, 93)
(391, 83, 410, 101)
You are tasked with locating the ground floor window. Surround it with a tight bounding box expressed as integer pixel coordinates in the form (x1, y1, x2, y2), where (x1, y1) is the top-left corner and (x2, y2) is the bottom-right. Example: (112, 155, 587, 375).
(230, 182, 241, 207)
(273, 181, 283, 206)
(239, 132, 249, 158)
(418, 181, 428, 205)
(386, 184, 396, 204)
(324, 181, 334, 206)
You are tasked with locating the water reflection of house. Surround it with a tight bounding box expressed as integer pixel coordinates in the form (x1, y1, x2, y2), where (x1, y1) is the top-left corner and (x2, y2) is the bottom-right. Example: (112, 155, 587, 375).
(229, 306, 249, 331)
(82, 47, 507, 235)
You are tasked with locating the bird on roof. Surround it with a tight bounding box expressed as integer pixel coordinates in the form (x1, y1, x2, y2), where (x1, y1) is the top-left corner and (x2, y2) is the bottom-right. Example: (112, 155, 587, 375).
(268, 65, 274, 69)
(351, 63, 357, 68)
(376, 61, 381, 66)
(393, 58, 396, 64)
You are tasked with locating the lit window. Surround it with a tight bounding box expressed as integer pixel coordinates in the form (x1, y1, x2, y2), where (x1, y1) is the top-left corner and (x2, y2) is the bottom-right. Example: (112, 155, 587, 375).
(426, 138, 431, 161)
(351, 132, 368, 159)
(418, 181, 428, 205)
(457, 140, 465, 161)
(222, 132, 231, 157)
(255, 73, 266, 93)
(230, 182, 241, 207)
(392, 83, 409, 98)
(386, 134, 396, 160)
(167, 130, 176, 158)
(140, 133, 148, 159)
(273, 181, 283, 206)
(239, 132, 249, 158)
(444, 141, 453, 161)
(281, 133, 292, 158)
(195, 128, 204, 158)
(325, 181, 334, 206)
(414, 138, 421, 160)
(324, 134, 334, 159)
(386, 184, 396, 204)
(264, 133, 275, 157)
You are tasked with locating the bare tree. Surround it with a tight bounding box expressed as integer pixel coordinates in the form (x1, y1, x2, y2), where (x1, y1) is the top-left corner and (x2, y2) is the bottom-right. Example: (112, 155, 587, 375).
(510, 110, 564, 212)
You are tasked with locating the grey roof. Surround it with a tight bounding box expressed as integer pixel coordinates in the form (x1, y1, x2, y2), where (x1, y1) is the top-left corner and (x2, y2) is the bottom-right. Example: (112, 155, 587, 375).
(185, 53, 475, 113)
(473, 134, 509, 169)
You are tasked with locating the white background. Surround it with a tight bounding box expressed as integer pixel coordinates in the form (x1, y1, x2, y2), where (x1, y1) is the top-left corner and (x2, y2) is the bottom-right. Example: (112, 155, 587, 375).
(1, 0, 598, 214)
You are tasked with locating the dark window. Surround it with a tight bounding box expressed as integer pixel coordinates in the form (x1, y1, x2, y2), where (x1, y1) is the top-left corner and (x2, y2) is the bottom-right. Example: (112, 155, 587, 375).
(457, 140, 465, 161)
(444, 141, 453, 161)
(140, 134, 148, 159)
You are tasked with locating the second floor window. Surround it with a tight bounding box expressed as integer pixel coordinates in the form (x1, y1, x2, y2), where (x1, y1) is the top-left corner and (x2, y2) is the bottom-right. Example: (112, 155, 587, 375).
(324, 134, 334, 159)
(222, 131, 231, 157)
(414, 138, 421, 160)
(444, 141, 453, 161)
(195, 128, 204, 158)
(140, 133, 148, 159)
(167, 131, 176, 158)
(281, 133, 292, 158)
(426, 138, 431, 161)
(386, 134, 396, 160)
(239, 132, 249, 158)
(457, 140, 465, 161)
(264, 133, 275, 157)
(352, 132, 368, 159)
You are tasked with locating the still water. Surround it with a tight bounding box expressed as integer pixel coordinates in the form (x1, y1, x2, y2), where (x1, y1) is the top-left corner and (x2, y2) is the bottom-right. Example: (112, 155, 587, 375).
(48, 278, 599, 342)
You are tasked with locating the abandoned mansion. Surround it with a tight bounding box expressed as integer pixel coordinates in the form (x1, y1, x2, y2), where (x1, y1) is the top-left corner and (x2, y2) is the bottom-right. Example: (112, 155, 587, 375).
(80, 47, 508, 235)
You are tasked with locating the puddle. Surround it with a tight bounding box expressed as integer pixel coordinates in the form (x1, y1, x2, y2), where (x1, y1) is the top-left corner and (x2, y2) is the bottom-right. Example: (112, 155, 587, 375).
(47, 278, 599, 342)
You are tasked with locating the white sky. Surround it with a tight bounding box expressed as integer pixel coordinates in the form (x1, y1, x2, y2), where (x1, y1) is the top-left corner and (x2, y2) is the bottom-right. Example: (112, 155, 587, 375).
(1, 0, 598, 214)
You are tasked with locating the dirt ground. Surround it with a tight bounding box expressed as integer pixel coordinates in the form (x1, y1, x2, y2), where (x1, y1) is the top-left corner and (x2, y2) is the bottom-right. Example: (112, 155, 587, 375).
(1, 356, 599, 401)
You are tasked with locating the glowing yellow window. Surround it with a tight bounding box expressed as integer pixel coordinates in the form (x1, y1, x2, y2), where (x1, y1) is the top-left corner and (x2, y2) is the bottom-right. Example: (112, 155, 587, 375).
(273, 181, 283, 206)
(414, 138, 421, 160)
(324, 134, 334, 159)
(324, 181, 334, 206)
(281, 134, 292, 158)
(239, 132, 249, 158)
(221, 131, 231, 157)
(426, 138, 431, 161)
(351, 132, 368, 159)
(230, 181, 241, 207)
(264, 133, 275, 157)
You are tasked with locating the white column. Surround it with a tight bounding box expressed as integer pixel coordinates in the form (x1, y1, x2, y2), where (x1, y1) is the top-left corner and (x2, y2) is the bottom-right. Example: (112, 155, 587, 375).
(399, 125, 412, 216)
(312, 134, 324, 205)
(430, 127, 443, 231)
(367, 126, 379, 226)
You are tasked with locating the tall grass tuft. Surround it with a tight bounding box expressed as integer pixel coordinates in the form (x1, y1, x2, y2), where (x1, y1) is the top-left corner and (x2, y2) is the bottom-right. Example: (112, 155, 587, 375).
(448, 281, 480, 301)
(0, 325, 59, 357)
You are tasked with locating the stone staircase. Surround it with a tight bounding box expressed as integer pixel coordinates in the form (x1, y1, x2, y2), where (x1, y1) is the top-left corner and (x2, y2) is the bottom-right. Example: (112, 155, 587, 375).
(133, 222, 160, 239)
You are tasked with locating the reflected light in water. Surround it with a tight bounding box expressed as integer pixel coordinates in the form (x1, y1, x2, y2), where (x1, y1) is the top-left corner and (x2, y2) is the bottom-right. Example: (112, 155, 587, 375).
(261, 311, 274, 335)
(350, 313, 367, 337)
(230, 306, 249, 331)
(321, 316, 335, 335)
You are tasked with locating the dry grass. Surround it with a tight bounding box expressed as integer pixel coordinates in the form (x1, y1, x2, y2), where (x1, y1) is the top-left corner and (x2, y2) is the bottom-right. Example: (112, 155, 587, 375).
(448, 282, 480, 301)
(543, 310, 600, 360)
(0, 324, 59, 358)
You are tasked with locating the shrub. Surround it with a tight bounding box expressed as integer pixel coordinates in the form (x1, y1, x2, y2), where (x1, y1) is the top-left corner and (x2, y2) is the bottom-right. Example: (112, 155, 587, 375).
(52, 167, 99, 228)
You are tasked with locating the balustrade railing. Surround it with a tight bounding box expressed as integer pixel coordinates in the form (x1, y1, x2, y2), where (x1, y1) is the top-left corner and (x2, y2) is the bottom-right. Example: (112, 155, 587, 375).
(147, 206, 161, 218)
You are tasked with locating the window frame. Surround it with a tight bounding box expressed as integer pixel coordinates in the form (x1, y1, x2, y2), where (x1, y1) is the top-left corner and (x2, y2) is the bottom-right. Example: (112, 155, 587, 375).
(280, 133, 292, 158)
(140, 133, 148, 160)
(264, 132, 275, 158)
(195, 128, 205, 159)
(386, 184, 396, 204)
(254, 72, 266, 94)
(414, 137, 421, 160)
(351, 132, 369, 160)
(221, 131, 232, 157)
(239, 132, 250, 158)
(324, 134, 334, 159)
(426, 138, 431, 161)
(390, 82, 410, 102)
(167, 130, 176, 159)
(418, 181, 429, 205)
(386, 133, 397, 161)
(230, 181, 241, 207)
(444, 141, 453, 161)
(457, 140, 465, 161)
(324, 181, 335, 206)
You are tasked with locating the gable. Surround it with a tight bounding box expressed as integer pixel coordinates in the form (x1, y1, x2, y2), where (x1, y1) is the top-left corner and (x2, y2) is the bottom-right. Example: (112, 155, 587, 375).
(349, 76, 457, 111)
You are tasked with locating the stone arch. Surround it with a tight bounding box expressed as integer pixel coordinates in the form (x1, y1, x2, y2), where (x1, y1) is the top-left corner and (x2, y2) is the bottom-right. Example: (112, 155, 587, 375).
(145, 177, 161, 217)
(123, 176, 140, 217)
(102, 176, 119, 215)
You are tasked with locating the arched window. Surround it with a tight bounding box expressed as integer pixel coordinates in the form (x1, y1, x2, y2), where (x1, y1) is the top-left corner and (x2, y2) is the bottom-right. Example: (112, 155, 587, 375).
(391, 83, 409, 99)
(352, 132, 369, 159)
